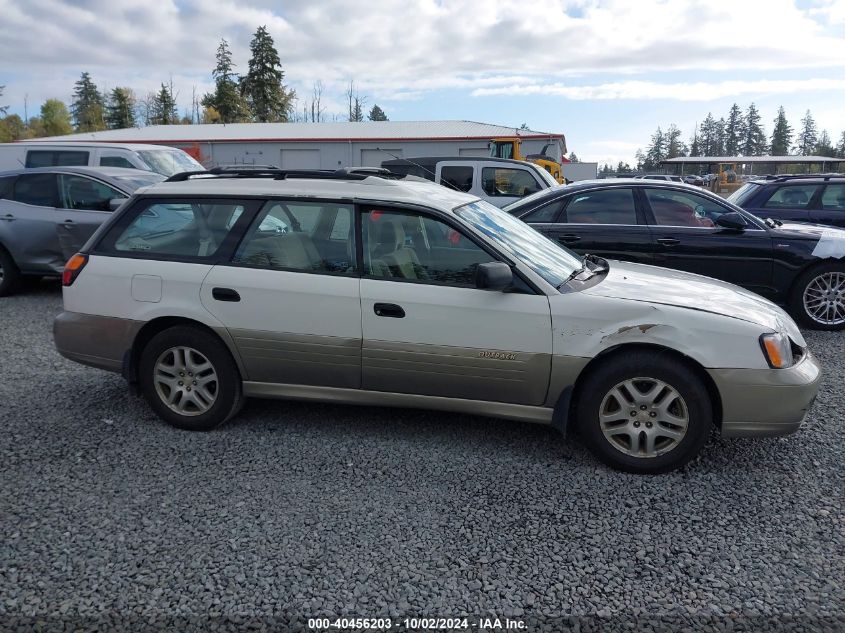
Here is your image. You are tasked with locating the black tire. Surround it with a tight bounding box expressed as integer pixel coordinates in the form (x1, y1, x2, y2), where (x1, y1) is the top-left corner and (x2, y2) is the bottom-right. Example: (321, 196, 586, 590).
(0, 247, 21, 297)
(788, 262, 845, 331)
(575, 351, 713, 474)
(138, 325, 244, 431)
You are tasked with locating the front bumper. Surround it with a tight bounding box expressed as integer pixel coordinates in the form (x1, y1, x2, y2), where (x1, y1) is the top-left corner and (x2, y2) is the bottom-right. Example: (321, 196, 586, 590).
(54, 311, 141, 373)
(708, 351, 822, 438)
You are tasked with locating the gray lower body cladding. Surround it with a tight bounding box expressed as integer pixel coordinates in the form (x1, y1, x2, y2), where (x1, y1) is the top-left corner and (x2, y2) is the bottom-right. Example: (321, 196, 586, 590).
(53, 311, 142, 372)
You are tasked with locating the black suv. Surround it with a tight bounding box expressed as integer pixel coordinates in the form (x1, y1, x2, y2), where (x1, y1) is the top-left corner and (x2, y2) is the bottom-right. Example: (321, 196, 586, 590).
(728, 174, 845, 227)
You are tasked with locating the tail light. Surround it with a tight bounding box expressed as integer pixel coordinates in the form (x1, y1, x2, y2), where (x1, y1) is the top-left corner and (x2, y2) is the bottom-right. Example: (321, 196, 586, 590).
(62, 253, 88, 287)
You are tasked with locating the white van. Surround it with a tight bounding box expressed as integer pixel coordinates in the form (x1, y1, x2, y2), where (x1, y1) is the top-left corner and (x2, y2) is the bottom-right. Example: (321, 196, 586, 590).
(381, 157, 558, 208)
(0, 141, 204, 177)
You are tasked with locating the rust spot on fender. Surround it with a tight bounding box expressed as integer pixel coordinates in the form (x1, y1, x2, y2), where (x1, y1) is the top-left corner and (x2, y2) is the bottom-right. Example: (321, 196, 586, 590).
(601, 323, 659, 343)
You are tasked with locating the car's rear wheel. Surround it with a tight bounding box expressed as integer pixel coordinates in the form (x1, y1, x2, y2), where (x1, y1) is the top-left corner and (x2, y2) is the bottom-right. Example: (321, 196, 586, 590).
(138, 325, 243, 431)
(576, 351, 713, 474)
(790, 263, 845, 331)
(0, 247, 22, 297)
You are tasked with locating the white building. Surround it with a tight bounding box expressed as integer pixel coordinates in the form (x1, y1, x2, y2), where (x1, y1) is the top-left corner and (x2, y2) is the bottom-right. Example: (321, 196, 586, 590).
(35, 120, 567, 171)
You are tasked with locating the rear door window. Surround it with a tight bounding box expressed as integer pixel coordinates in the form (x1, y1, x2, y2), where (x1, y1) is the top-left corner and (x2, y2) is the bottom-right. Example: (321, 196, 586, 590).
(439, 166, 473, 192)
(763, 185, 820, 209)
(25, 150, 89, 167)
(13, 173, 59, 207)
(563, 188, 637, 224)
(481, 167, 542, 197)
(522, 199, 564, 223)
(103, 199, 257, 259)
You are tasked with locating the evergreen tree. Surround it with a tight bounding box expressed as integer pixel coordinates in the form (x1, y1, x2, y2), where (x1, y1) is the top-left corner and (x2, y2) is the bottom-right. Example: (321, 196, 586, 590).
(368, 104, 388, 121)
(665, 124, 687, 159)
(742, 103, 766, 155)
(71, 72, 105, 132)
(105, 87, 137, 129)
(39, 99, 73, 136)
(769, 106, 792, 156)
(795, 110, 819, 155)
(150, 83, 178, 125)
(699, 114, 717, 156)
(714, 117, 726, 155)
(243, 26, 295, 122)
(815, 130, 835, 156)
(724, 103, 743, 156)
(644, 126, 666, 169)
(202, 38, 248, 123)
(567, 152, 580, 162)
(837, 130, 845, 159)
(0, 85, 7, 116)
(689, 128, 701, 157)
(350, 98, 364, 122)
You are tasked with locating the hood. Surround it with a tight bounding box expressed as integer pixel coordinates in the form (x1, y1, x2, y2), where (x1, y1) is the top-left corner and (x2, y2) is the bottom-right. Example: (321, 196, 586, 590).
(583, 260, 804, 342)
(767, 220, 838, 240)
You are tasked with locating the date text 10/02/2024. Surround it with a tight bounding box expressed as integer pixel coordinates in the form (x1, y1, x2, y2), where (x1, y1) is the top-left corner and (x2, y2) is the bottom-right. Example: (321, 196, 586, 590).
(307, 617, 527, 630)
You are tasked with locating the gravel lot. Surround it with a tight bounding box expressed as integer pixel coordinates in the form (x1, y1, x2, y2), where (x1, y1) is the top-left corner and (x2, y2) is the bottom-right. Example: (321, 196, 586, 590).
(1, 281, 843, 632)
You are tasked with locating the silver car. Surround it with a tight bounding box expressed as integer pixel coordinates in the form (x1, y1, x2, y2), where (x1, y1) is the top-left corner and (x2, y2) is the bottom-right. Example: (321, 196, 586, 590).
(54, 169, 821, 474)
(0, 166, 164, 296)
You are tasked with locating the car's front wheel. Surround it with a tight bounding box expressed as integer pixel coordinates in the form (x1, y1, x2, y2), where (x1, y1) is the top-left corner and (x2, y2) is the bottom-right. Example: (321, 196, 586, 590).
(138, 325, 244, 431)
(576, 351, 713, 474)
(789, 263, 845, 331)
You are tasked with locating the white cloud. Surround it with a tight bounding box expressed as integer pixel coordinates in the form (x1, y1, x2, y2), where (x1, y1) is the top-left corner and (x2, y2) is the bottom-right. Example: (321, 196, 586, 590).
(472, 78, 845, 101)
(0, 0, 844, 115)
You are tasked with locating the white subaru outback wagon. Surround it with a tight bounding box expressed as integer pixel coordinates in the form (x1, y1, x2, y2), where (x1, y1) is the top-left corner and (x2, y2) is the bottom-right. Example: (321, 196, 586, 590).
(54, 168, 821, 473)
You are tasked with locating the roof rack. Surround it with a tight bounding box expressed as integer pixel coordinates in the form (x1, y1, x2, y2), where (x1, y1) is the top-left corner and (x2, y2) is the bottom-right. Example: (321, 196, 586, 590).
(165, 167, 382, 183)
(762, 173, 845, 182)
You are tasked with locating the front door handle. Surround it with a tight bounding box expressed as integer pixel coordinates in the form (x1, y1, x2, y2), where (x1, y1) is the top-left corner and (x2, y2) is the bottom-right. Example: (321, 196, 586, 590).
(657, 237, 680, 246)
(0, 214, 15, 222)
(212, 287, 241, 302)
(374, 303, 405, 318)
(557, 234, 581, 244)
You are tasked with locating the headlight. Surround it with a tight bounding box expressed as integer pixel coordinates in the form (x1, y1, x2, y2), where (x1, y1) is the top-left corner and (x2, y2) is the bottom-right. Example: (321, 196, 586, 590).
(760, 332, 794, 369)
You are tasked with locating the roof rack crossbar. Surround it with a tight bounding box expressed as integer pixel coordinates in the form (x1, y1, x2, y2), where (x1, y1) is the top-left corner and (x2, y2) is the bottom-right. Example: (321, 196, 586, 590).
(763, 173, 845, 182)
(165, 168, 380, 183)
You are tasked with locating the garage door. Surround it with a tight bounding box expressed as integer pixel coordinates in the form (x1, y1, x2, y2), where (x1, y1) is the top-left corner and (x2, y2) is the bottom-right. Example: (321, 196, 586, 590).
(280, 149, 321, 169)
(459, 147, 489, 157)
(360, 149, 402, 167)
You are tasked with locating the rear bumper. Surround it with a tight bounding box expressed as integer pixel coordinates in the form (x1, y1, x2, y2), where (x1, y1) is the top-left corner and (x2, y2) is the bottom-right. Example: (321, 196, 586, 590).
(708, 352, 822, 438)
(53, 311, 141, 373)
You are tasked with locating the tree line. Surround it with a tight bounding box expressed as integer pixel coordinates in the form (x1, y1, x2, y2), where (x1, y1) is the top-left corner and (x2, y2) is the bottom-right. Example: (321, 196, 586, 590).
(0, 25, 389, 142)
(633, 103, 845, 172)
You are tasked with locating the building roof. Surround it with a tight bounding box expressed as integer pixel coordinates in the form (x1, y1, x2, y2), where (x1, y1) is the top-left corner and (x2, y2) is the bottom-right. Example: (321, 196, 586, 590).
(663, 155, 842, 164)
(33, 120, 564, 144)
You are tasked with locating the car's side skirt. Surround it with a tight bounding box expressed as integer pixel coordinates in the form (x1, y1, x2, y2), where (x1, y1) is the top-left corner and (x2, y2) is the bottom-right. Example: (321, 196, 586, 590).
(242, 381, 555, 425)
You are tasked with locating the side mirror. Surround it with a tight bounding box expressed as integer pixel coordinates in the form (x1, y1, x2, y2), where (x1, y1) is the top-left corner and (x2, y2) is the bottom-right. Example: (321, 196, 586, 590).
(109, 198, 127, 211)
(476, 262, 513, 291)
(715, 211, 748, 230)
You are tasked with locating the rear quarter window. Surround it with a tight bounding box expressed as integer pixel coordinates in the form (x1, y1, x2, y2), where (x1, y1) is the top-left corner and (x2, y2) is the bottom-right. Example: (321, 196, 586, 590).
(763, 185, 819, 209)
(98, 198, 260, 260)
(0, 175, 15, 199)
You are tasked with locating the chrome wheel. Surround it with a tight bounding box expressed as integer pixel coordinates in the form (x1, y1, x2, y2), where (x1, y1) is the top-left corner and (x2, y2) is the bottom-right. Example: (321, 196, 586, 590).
(803, 271, 845, 326)
(153, 346, 218, 416)
(598, 377, 688, 458)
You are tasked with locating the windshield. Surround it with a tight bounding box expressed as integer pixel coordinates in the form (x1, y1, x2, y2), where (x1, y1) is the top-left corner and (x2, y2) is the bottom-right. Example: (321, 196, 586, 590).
(534, 166, 559, 188)
(137, 149, 204, 177)
(727, 182, 761, 207)
(113, 173, 167, 190)
(502, 184, 566, 214)
(456, 200, 583, 287)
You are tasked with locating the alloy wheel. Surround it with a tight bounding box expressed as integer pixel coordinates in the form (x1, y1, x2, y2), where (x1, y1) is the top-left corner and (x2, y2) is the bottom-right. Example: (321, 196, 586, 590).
(598, 377, 689, 458)
(803, 271, 845, 326)
(153, 346, 218, 416)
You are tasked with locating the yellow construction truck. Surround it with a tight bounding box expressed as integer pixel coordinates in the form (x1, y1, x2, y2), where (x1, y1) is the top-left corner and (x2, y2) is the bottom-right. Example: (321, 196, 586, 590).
(489, 137, 567, 184)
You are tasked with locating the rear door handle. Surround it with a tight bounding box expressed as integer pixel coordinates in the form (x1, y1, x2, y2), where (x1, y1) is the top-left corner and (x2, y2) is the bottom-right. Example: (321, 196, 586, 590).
(557, 234, 581, 244)
(212, 287, 241, 302)
(657, 237, 680, 246)
(374, 303, 405, 318)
